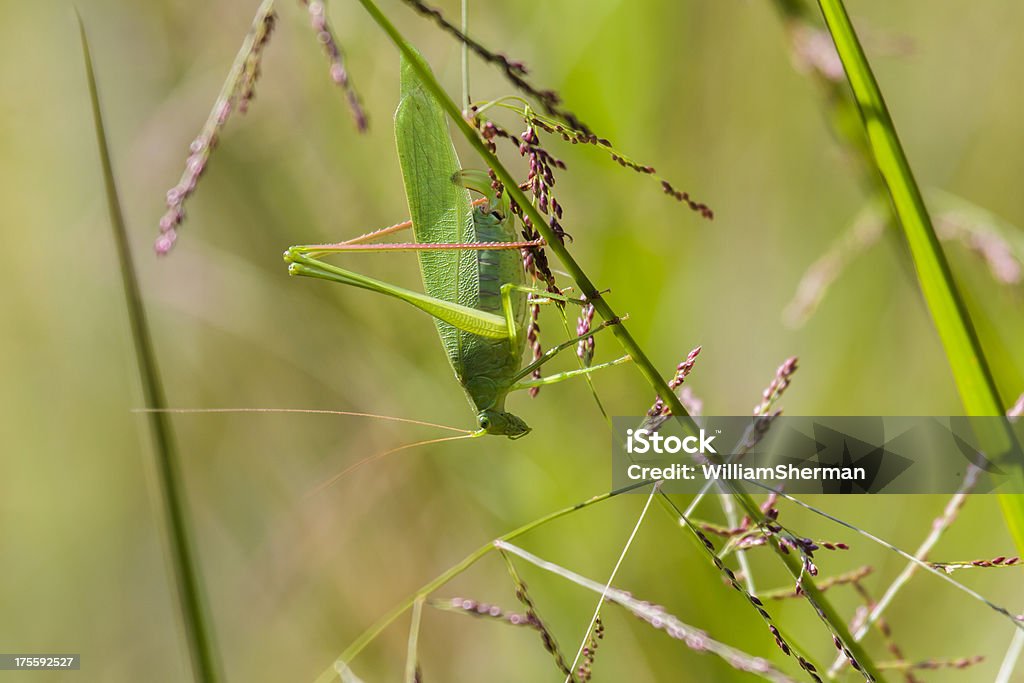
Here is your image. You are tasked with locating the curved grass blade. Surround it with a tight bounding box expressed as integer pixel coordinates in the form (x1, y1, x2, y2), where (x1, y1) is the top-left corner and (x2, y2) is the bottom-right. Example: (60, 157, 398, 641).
(78, 13, 222, 682)
(315, 482, 650, 683)
(353, 4, 887, 678)
(496, 541, 803, 683)
(756, 485, 1023, 630)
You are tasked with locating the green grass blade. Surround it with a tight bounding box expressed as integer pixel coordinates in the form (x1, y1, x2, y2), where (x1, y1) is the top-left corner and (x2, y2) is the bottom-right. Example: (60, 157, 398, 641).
(815, 0, 1024, 549)
(350, 4, 888, 680)
(355, 0, 689, 426)
(317, 482, 650, 683)
(78, 13, 223, 682)
(403, 598, 424, 683)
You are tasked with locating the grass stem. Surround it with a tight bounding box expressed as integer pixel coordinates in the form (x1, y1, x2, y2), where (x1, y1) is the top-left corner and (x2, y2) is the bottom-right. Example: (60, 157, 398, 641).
(352, 3, 888, 678)
(316, 482, 649, 683)
(79, 14, 222, 682)
(815, 0, 1024, 558)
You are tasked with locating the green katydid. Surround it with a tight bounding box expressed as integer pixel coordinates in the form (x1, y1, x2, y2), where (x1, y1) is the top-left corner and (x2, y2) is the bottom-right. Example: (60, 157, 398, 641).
(284, 53, 629, 438)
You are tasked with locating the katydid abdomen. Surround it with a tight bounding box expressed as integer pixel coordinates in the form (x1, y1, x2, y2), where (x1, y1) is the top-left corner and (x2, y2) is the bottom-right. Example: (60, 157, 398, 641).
(449, 208, 529, 432)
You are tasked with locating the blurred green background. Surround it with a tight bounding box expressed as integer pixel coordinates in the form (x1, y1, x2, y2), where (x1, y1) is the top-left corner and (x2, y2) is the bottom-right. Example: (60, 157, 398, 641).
(2, 0, 1022, 680)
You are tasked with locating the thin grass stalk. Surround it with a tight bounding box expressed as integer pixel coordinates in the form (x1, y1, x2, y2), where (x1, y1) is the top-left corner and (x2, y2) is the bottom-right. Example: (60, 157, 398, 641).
(877, 656, 984, 673)
(460, 0, 470, 112)
(354, 0, 687, 426)
(496, 542, 802, 683)
(404, 598, 424, 683)
(354, 4, 886, 677)
(995, 629, 1024, 683)
(774, 3, 1023, 671)
(564, 483, 659, 682)
(157, 0, 277, 253)
(759, 567, 874, 601)
(774, 2, 1024, 333)
(316, 482, 650, 683)
(828, 467, 980, 676)
(759, 486, 1023, 629)
(78, 15, 222, 683)
(499, 548, 576, 680)
(718, 481, 757, 595)
(814, 0, 1024, 554)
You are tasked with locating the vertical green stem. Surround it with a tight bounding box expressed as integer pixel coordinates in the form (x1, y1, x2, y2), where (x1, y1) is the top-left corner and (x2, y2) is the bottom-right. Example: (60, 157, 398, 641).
(403, 598, 424, 682)
(816, 0, 1001, 408)
(815, 0, 1024, 547)
(79, 15, 222, 682)
(355, 0, 689, 425)
(353, 2, 886, 679)
(460, 0, 470, 112)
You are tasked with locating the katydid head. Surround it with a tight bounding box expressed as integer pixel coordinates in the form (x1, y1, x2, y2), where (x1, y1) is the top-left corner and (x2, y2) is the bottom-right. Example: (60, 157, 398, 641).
(477, 410, 531, 439)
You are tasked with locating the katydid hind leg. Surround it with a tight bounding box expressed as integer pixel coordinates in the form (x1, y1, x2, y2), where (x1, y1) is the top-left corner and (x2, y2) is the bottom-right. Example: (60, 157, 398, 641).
(285, 250, 510, 339)
(285, 241, 544, 348)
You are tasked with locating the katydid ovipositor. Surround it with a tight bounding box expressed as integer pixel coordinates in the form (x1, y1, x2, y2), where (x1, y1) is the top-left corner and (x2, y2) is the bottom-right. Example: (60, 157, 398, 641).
(285, 54, 628, 438)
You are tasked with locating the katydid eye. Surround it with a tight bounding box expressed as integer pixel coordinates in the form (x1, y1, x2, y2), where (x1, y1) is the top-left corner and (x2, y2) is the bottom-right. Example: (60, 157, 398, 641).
(479, 416, 491, 430)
